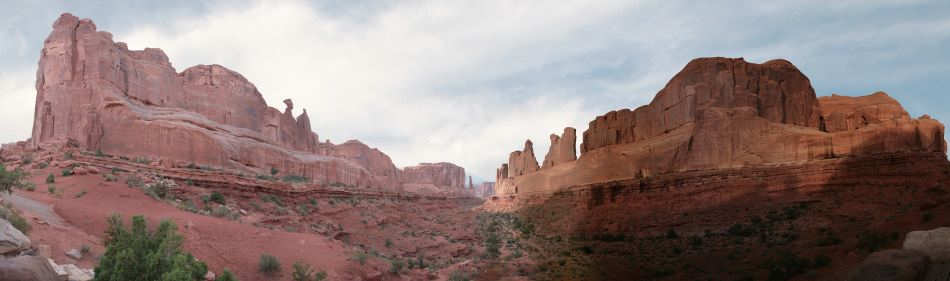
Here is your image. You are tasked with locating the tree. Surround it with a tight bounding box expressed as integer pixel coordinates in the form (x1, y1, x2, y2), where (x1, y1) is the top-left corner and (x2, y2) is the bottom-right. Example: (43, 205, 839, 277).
(94, 215, 207, 281)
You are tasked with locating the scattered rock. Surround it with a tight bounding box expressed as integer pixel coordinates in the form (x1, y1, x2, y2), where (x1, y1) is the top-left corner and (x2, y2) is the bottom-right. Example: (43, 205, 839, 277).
(848, 249, 930, 281)
(0, 218, 31, 255)
(903, 227, 950, 263)
(64, 249, 82, 260)
(37, 244, 51, 258)
(204, 270, 215, 281)
(0, 255, 61, 281)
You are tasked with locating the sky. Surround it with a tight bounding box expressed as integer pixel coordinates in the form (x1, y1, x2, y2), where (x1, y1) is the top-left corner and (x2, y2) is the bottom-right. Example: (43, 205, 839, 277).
(1, 0, 949, 183)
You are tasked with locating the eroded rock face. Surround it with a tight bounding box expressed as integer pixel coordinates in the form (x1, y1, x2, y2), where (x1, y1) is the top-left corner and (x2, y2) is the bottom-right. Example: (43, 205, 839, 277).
(903, 227, 950, 263)
(401, 162, 466, 189)
(542, 127, 577, 169)
(507, 140, 540, 178)
(27, 14, 468, 193)
(493, 57, 946, 196)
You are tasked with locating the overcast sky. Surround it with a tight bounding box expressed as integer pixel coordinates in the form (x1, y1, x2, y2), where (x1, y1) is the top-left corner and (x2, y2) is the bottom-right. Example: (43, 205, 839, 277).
(2, 0, 949, 182)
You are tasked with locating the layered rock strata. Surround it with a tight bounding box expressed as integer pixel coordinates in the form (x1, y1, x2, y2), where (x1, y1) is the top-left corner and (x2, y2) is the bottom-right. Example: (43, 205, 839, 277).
(493, 57, 945, 197)
(27, 13, 466, 193)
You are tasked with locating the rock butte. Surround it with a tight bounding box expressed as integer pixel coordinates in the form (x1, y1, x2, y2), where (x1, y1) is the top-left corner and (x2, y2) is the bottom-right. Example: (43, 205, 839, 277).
(24, 13, 468, 193)
(493, 57, 946, 198)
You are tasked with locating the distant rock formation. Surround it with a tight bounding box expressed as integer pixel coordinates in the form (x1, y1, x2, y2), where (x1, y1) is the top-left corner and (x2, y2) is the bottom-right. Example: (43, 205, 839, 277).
(493, 57, 945, 196)
(27, 13, 467, 194)
(401, 162, 466, 189)
(475, 182, 495, 198)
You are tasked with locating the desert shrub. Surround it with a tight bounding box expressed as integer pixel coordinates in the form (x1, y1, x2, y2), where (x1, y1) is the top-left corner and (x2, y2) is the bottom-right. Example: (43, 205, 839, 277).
(0, 203, 30, 234)
(857, 231, 897, 252)
(270, 167, 279, 176)
(292, 262, 327, 281)
(385, 239, 393, 248)
(728, 223, 757, 237)
(260, 194, 285, 207)
(46, 174, 55, 184)
(281, 175, 309, 183)
(484, 231, 501, 258)
(23, 183, 35, 192)
(209, 191, 226, 205)
(47, 185, 56, 194)
(0, 164, 26, 194)
(259, 254, 281, 275)
(217, 269, 238, 281)
(389, 258, 404, 275)
(923, 212, 933, 222)
(95, 149, 107, 157)
(353, 251, 368, 265)
(21, 154, 33, 164)
(211, 206, 232, 218)
(145, 179, 174, 200)
(813, 254, 831, 268)
(61, 168, 74, 177)
(74, 190, 87, 198)
(666, 229, 679, 239)
(763, 251, 811, 281)
(64, 151, 74, 160)
(80, 244, 91, 255)
(126, 174, 144, 188)
(37, 161, 49, 169)
(133, 157, 150, 164)
(103, 173, 117, 182)
(94, 215, 207, 281)
(448, 270, 472, 281)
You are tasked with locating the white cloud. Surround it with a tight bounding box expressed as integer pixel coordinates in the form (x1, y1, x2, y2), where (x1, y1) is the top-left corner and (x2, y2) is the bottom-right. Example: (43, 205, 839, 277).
(0, 70, 36, 144)
(117, 0, 641, 180)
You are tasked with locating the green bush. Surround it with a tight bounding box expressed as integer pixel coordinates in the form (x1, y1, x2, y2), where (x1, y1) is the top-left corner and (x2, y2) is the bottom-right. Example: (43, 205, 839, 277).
(270, 167, 279, 176)
(93, 215, 207, 281)
(353, 252, 368, 265)
(217, 269, 238, 281)
(126, 175, 144, 188)
(292, 262, 327, 281)
(0, 164, 26, 194)
(259, 254, 281, 275)
(46, 174, 55, 184)
(389, 258, 404, 275)
(209, 191, 226, 205)
(484, 231, 501, 258)
(61, 168, 74, 177)
(48, 185, 56, 194)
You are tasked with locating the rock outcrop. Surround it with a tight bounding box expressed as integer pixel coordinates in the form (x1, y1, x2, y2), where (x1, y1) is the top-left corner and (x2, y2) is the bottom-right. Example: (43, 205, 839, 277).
(0, 219, 30, 255)
(903, 227, 950, 263)
(400, 162, 466, 189)
(492, 57, 946, 196)
(541, 127, 577, 169)
(506, 140, 540, 178)
(26, 13, 468, 194)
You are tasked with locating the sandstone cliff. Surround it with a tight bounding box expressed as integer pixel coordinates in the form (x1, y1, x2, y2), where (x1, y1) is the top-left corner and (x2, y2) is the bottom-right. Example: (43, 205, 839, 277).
(493, 57, 945, 196)
(28, 13, 468, 193)
(541, 127, 577, 169)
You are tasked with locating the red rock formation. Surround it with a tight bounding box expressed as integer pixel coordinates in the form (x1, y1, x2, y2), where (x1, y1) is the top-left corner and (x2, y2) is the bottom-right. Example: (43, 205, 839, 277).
(475, 182, 495, 198)
(492, 57, 946, 197)
(506, 140, 540, 178)
(400, 162, 466, 189)
(27, 13, 471, 193)
(541, 127, 577, 169)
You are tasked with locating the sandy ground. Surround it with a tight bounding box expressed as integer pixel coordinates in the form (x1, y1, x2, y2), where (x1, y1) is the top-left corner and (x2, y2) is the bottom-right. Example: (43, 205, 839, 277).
(14, 171, 354, 281)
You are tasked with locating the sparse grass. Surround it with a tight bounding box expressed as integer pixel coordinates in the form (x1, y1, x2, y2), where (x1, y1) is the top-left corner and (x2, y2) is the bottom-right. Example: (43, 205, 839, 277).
(353, 251, 368, 265)
(292, 262, 327, 281)
(0, 203, 30, 234)
(259, 254, 281, 275)
(389, 258, 405, 275)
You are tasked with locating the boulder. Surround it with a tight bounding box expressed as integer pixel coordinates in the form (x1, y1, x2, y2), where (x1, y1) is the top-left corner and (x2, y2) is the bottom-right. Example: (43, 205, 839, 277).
(0, 218, 31, 255)
(0, 255, 61, 281)
(64, 249, 81, 260)
(903, 227, 950, 263)
(848, 249, 930, 281)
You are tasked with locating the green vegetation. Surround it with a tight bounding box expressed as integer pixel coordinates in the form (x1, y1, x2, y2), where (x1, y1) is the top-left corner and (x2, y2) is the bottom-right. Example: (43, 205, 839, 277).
(0, 203, 30, 234)
(146, 180, 171, 200)
(389, 258, 405, 275)
(47, 185, 56, 194)
(857, 231, 898, 252)
(94, 215, 208, 281)
(385, 239, 393, 248)
(209, 191, 226, 205)
(448, 270, 472, 281)
(126, 174, 144, 188)
(260, 194, 285, 207)
(259, 254, 281, 275)
(217, 269, 238, 281)
(270, 167, 279, 176)
(46, 174, 55, 184)
(281, 175, 310, 183)
(353, 251, 368, 265)
(61, 168, 74, 177)
(74, 190, 87, 198)
(292, 262, 327, 281)
(64, 151, 74, 160)
(0, 164, 26, 194)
